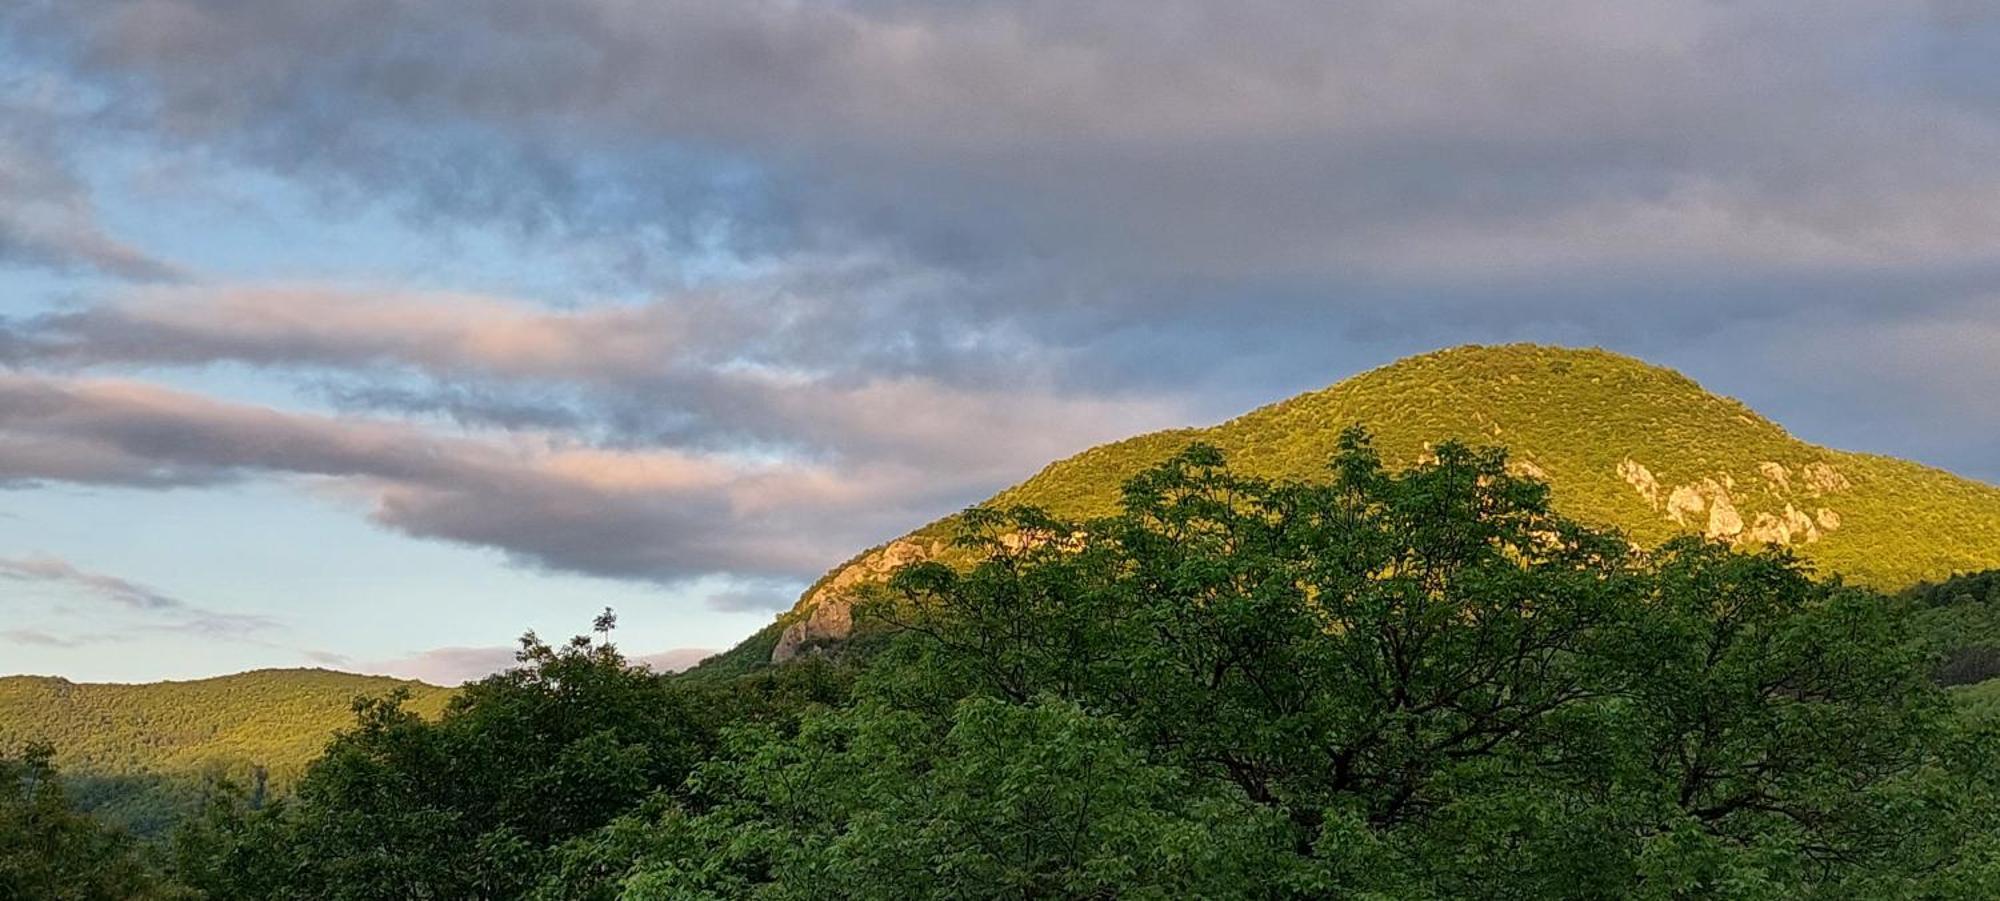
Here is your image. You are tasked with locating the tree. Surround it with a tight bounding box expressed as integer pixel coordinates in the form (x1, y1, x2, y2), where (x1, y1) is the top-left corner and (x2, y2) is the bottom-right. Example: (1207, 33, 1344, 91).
(165, 435, 1997, 898)
(0, 743, 185, 900)
(870, 432, 1964, 895)
(588, 697, 1298, 900)
(174, 620, 716, 899)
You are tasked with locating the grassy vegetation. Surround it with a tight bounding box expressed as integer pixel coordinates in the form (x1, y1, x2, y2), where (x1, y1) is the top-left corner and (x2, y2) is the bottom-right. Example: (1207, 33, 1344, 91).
(994, 345, 1998, 586)
(942, 344, 2000, 588)
(0, 668, 452, 832)
(700, 345, 1999, 676)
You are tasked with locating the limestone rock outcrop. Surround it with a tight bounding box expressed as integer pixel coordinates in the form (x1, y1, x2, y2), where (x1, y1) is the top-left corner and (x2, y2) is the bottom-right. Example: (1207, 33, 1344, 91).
(1618, 459, 1660, 509)
(771, 538, 936, 663)
(1620, 459, 1848, 549)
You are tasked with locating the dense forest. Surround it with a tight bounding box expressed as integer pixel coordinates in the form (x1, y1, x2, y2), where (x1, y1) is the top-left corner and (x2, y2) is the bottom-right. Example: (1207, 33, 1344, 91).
(0, 671, 455, 837)
(8, 432, 2000, 898)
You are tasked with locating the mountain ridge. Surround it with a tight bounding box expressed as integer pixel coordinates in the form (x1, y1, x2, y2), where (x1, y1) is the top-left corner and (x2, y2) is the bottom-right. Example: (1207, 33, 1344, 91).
(0, 667, 454, 774)
(725, 344, 2000, 670)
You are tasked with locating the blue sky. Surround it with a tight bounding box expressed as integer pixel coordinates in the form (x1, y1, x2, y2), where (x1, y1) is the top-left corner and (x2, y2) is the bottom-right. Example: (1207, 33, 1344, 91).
(2, 1, 1997, 683)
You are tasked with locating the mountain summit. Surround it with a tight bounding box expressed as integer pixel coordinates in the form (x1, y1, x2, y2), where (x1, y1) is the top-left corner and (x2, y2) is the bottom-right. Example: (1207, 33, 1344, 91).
(725, 344, 2000, 668)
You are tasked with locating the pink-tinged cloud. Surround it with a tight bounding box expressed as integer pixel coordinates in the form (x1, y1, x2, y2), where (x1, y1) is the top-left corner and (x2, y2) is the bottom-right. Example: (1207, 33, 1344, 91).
(363, 644, 713, 684)
(7, 285, 710, 379)
(0, 372, 988, 582)
(633, 648, 714, 672)
(361, 646, 521, 685)
(1, 281, 1190, 482)
(0, 275, 1195, 586)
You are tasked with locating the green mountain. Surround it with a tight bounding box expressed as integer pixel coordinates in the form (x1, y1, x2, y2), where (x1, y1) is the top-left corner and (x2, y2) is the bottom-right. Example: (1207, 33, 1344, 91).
(0, 668, 452, 832)
(713, 344, 2000, 671)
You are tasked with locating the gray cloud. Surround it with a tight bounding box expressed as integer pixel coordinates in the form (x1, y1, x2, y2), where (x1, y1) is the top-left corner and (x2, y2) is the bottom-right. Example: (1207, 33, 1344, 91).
(0, 0, 1994, 642)
(1657, 296, 2000, 483)
(6, 2, 1998, 471)
(0, 554, 180, 610)
(1, 627, 90, 648)
(0, 554, 281, 638)
(0, 371, 1145, 582)
(13, 1, 2000, 286)
(702, 582, 799, 614)
(0, 281, 1189, 490)
(0, 78, 182, 281)
(360, 646, 521, 685)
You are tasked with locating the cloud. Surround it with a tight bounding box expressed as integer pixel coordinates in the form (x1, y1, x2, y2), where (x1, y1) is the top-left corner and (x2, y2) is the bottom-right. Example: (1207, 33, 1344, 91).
(0, 79, 182, 281)
(0, 276, 1186, 465)
(0, 0, 1995, 673)
(8, 1, 2000, 465)
(14, 1, 2000, 288)
(0, 554, 180, 610)
(702, 582, 798, 613)
(0, 370, 1138, 582)
(0, 278, 1195, 585)
(361, 646, 521, 685)
(361, 643, 714, 684)
(1661, 297, 2000, 483)
(0, 553, 281, 638)
(0, 627, 89, 648)
(633, 648, 715, 672)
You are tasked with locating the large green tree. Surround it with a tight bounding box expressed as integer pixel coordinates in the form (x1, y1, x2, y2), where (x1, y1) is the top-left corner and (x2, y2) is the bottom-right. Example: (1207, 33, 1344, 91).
(173, 626, 714, 899)
(166, 432, 1998, 898)
(604, 432, 1975, 898)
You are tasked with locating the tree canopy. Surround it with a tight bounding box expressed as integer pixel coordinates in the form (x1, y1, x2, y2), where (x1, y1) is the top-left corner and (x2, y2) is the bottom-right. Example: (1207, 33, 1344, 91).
(9, 430, 1999, 898)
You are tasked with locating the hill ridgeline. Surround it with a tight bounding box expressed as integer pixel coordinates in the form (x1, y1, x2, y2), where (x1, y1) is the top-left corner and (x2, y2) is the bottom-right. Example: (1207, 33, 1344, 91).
(0, 669, 453, 781)
(727, 344, 2000, 669)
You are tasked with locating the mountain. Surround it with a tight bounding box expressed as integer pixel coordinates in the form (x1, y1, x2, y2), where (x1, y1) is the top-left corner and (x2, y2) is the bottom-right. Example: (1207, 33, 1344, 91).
(0, 668, 452, 833)
(705, 344, 2000, 672)
(0, 668, 453, 778)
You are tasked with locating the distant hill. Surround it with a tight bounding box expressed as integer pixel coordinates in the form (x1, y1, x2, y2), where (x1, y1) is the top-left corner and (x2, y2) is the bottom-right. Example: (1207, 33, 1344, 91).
(704, 344, 2000, 673)
(0, 668, 452, 833)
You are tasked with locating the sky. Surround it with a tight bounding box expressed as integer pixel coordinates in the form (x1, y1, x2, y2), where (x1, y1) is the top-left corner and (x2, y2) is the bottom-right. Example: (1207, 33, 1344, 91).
(1, 1, 1997, 684)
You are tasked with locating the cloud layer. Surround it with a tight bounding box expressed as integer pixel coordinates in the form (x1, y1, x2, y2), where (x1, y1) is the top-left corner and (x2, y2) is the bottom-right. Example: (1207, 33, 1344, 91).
(16, 1, 2000, 285)
(1, 2, 1997, 679)
(0, 554, 279, 641)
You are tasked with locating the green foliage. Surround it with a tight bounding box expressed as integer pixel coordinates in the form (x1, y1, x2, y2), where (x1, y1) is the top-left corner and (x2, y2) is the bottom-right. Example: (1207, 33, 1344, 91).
(0, 744, 187, 900)
(675, 620, 790, 684)
(566, 435, 1995, 898)
(10, 418, 1996, 898)
(852, 436, 1970, 897)
(579, 697, 1300, 900)
(171, 629, 716, 899)
(728, 346, 2000, 661)
(1955, 678, 2000, 721)
(0, 668, 452, 834)
(1902, 570, 2000, 686)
